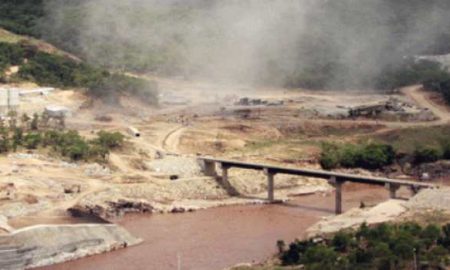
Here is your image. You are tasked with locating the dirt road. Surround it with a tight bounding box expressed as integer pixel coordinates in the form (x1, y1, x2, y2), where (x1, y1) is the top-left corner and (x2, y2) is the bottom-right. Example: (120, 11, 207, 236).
(162, 126, 187, 153)
(401, 85, 450, 124)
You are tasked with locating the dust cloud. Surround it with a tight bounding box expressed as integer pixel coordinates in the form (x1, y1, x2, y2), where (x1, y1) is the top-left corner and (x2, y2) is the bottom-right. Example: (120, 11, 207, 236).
(40, 0, 450, 89)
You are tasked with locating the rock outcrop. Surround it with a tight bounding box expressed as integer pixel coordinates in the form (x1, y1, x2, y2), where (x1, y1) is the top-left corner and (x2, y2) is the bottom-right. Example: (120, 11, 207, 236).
(69, 198, 153, 219)
(0, 224, 141, 269)
(306, 200, 408, 237)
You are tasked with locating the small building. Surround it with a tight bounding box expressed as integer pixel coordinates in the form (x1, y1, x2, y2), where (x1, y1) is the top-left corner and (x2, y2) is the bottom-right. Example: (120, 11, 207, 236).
(18, 87, 55, 97)
(45, 105, 72, 118)
(128, 126, 141, 137)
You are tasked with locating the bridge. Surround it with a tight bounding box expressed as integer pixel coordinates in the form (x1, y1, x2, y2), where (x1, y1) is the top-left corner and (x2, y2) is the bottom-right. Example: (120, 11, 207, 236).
(198, 157, 437, 214)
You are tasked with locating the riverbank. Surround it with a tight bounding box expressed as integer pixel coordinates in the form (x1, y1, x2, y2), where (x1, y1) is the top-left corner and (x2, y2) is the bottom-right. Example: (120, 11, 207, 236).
(0, 224, 141, 270)
(39, 184, 391, 270)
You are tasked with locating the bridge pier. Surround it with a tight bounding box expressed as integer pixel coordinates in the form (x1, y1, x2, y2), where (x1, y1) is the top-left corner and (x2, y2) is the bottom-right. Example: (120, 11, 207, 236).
(410, 185, 420, 196)
(386, 183, 400, 199)
(329, 176, 344, 215)
(197, 158, 435, 216)
(220, 164, 239, 196)
(221, 165, 230, 190)
(264, 169, 276, 203)
(201, 160, 218, 177)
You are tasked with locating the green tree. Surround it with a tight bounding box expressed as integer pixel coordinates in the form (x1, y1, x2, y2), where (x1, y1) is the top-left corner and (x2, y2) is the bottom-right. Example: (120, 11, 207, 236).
(332, 232, 353, 252)
(441, 141, 450, 160)
(23, 132, 41, 149)
(421, 224, 441, 248)
(425, 246, 449, 268)
(30, 113, 39, 130)
(302, 245, 338, 269)
(413, 146, 442, 164)
(0, 128, 10, 153)
(277, 240, 286, 254)
(320, 143, 340, 170)
(94, 131, 125, 149)
(88, 144, 109, 162)
(12, 127, 23, 151)
(7, 110, 17, 130)
(64, 140, 90, 161)
(21, 113, 30, 128)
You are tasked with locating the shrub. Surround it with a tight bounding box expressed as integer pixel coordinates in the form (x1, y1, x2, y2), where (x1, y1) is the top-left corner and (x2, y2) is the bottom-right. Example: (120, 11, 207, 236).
(42, 130, 61, 147)
(0, 0, 43, 36)
(442, 141, 450, 160)
(358, 143, 395, 170)
(339, 145, 361, 168)
(0, 42, 159, 105)
(376, 59, 447, 89)
(425, 246, 449, 268)
(279, 222, 450, 270)
(30, 113, 39, 130)
(348, 248, 374, 265)
(424, 74, 450, 105)
(281, 242, 301, 265)
(331, 231, 353, 252)
(0, 129, 10, 153)
(421, 224, 441, 248)
(23, 132, 41, 149)
(94, 131, 125, 149)
(413, 146, 442, 164)
(64, 141, 90, 161)
(320, 143, 340, 170)
(88, 144, 109, 161)
(0, 43, 25, 70)
(319, 142, 395, 170)
(0, 124, 122, 162)
(301, 245, 338, 266)
(18, 51, 81, 87)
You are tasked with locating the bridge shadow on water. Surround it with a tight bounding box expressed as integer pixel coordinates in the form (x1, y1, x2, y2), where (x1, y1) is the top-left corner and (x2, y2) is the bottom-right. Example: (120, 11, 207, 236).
(235, 193, 335, 215)
(280, 201, 335, 214)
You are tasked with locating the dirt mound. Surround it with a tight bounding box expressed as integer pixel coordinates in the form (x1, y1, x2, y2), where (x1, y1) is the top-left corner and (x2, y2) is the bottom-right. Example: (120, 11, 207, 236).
(407, 187, 450, 211)
(0, 224, 140, 269)
(307, 200, 408, 237)
(69, 199, 153, 219)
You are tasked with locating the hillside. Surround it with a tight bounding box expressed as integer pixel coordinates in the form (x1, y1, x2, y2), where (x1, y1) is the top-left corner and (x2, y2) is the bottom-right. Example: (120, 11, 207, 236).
(2, 1, 450, 96)
(0, 2, 449, 270)
(0, 0, 43, 37)
(0, 27, 158, 105)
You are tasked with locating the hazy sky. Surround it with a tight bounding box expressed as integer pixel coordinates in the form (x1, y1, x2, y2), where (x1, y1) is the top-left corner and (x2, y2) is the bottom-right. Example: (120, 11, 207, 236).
(41, 0, 450, 88)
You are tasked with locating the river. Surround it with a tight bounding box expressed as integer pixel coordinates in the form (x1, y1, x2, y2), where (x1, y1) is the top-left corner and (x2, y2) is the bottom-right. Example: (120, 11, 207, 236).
(40, 185, 390, 270)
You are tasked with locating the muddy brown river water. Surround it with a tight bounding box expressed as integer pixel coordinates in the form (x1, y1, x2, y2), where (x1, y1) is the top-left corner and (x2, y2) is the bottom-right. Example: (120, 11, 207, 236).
(40, 185, 392, 270)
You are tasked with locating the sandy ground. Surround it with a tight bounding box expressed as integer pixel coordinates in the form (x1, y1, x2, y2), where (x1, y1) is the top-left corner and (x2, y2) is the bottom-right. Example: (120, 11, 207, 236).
(0, 80, 448, 233)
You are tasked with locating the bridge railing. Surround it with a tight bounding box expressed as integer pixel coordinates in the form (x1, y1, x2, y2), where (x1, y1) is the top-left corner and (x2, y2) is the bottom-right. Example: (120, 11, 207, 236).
(198, 157, 437, 214)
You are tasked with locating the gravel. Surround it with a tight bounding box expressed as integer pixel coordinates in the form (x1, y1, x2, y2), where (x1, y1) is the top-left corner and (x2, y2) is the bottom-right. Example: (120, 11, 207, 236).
(148, 156, 201, 177)
(406, 187, 450, 211)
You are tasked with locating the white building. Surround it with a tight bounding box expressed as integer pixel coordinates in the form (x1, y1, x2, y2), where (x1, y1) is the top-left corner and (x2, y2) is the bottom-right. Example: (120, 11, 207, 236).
(18, 87, 55, 97)
(45, 105, 72, 118)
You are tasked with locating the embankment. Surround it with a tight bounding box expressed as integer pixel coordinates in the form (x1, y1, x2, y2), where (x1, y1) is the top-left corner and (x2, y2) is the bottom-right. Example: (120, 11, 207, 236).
(0, 224, 141, 270)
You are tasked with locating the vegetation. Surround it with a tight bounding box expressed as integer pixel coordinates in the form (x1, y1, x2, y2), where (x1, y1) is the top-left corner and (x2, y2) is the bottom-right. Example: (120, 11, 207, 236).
(375, 59, 450, 104)
(3, 0, 450, 91)
(0, 41, 158, 104)
(278, 222, 450, 270)
(413, 146, 442, 165)
(374, 126, 450, 154)
(320, 142, 395, 170)
(0, 0, 43, 37)
(424, 76, 450, 105)
(0, 42, 25, 80)
(320, 137, 450, 170)
(0, 113, 125, 162)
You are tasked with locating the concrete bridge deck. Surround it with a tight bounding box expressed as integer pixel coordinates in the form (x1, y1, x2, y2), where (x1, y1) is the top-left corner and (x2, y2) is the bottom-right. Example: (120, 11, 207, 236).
(198, 157, 437, 214)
